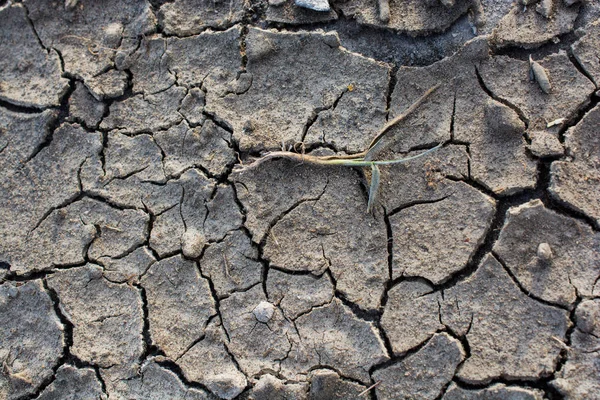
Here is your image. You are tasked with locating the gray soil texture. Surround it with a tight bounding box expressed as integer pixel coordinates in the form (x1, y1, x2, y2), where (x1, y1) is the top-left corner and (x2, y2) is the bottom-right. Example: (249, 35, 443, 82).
(1, 0, 600, 399)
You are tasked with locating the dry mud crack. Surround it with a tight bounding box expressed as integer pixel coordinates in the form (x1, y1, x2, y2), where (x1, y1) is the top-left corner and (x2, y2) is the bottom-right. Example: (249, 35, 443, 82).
(1, 0, 600, 399)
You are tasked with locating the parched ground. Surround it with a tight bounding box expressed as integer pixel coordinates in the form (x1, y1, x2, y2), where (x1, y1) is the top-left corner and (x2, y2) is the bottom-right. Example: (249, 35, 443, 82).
(1, 0, 599, 399)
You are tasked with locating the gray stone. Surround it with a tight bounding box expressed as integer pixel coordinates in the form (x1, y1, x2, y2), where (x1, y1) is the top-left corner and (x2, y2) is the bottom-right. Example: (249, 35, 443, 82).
(105, 359, 210, 400)
(47, 265, 144, 374)
(443, 383, 544, 399)
(390, 181, 496, 284)
(0, 123, 102, 275)
(308, 369, 366, 400)
(492, 1, 580, 48)
(85, 69, 128, 100)
(295, 0, 330, 12)
(68, 82, 106, 128)
(158, 0, 245, 37)
(141, 254, 216, 359)
(200, 230, 263, 298)
(266, 0, 337, 24)
(527, 130, 564, 158)
(181, 229, 205, 259)
(155, 119, 236, 178)
(550, 104, 600, 228)
(572, 19, 600, 87)
(281, 298, 389, 383)
(98, 246, 155, 284)
(253, 301, 275, 323)
(494, 200, 600, 307)
(260, 166, 388, 311)
(336, 0, 472, 34)
(373, 333, 464, 400)
(441, 254, 570, 384)
(100, 85, 186, 134)
(267, 269, 334, 320)
(0, 281, 64, 400)
(478, 51, 595, 132)
(177, 318, 247, 400)
(220, 285, 293, 377)
(381, 280, 444, 355)
(207, 28, 389, 154)
(249, 374, 307, 400)
(575, 299, 600, 336)
(23, 0, 156, 89)
(0, 5, 69, 108)
(36, 365, 105, 400)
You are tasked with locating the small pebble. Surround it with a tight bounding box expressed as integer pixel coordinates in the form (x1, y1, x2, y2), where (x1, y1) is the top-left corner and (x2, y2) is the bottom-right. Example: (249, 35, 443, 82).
(182, 229, 205, 259)
(7, 286, 18, 298)
(294, 0, 331, 12)
(537, 243, 553, 262)
(253, 301, 275, 323)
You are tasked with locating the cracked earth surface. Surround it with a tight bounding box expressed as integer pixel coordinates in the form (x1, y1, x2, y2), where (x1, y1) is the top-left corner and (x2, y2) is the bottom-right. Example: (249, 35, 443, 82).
(1, 0, 599, 399)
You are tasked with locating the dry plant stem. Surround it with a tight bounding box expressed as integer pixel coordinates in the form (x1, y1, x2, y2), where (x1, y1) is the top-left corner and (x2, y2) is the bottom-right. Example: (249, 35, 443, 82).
(237, 84, 442, 171)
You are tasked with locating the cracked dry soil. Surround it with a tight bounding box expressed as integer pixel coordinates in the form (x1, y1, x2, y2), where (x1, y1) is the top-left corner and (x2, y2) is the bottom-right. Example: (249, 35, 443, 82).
(0, 0, 599, 399)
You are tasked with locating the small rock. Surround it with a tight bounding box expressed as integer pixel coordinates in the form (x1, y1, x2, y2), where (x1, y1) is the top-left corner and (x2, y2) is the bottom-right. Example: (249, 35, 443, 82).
(575, 299, 600, 335)
(253, 301, 275, 323)
(537, 242, 553, 261)
(294, 0, 330, 12)
(181, 229, 206, 259)
(528, 130, 564, 158)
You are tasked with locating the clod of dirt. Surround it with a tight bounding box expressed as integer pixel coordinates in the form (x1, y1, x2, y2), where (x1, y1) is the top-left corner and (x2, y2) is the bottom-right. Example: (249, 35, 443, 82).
(550, 104, 600, 228)
(100, 86, 187, 134)
(266, 269, 334, 320)
(441, 254, 570, 383)
(390, 180, 496, 284)
(443, 383, 544, 399)
(249, 373, 307, 400)
(140, 254, 216, 359)
(492, 0, 580, 48)
(99, 246, 156, 284)
(35, 365, 105, 400)
(308, 369, 367, 399)
(381, 280, 444, 355)
(177, 319, 247, 400)
(266, 0, 338, 24)
(0, 5, 69, 108)
(200, 230, 263, 297)
(551, 301, 600, 398)
(478, 51, 595, 132)
(336, 0, 472, 35)
(220, 285, 293, 377)
(23, 0, 156, 96)
(1, 123, 102, 276)
(106, 358, 211, 399)
(281, 298, 389, 383)
(0, 281, 64, 399)
(494, 199, 600, 307)
(373, 333, 464, 400)
(158, 0, 245, 37)
(572, 19, 600, 87)
(104, 131, 166, 183)
(181, 228, 206, 259)
(154, 120, 237, 178)
(47, 265, 144, 374)
(68, 82, 107, 128)
(207, 27, 389, 154)
(527, 130, 564, 158)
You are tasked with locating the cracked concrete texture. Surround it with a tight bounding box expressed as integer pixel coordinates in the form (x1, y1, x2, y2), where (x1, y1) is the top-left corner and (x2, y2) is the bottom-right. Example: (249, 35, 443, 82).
(0, 281, 64, 400)
(441, 254, 570, 384)
(1, 1, 600, 398)
(494, 199, 600, 307)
